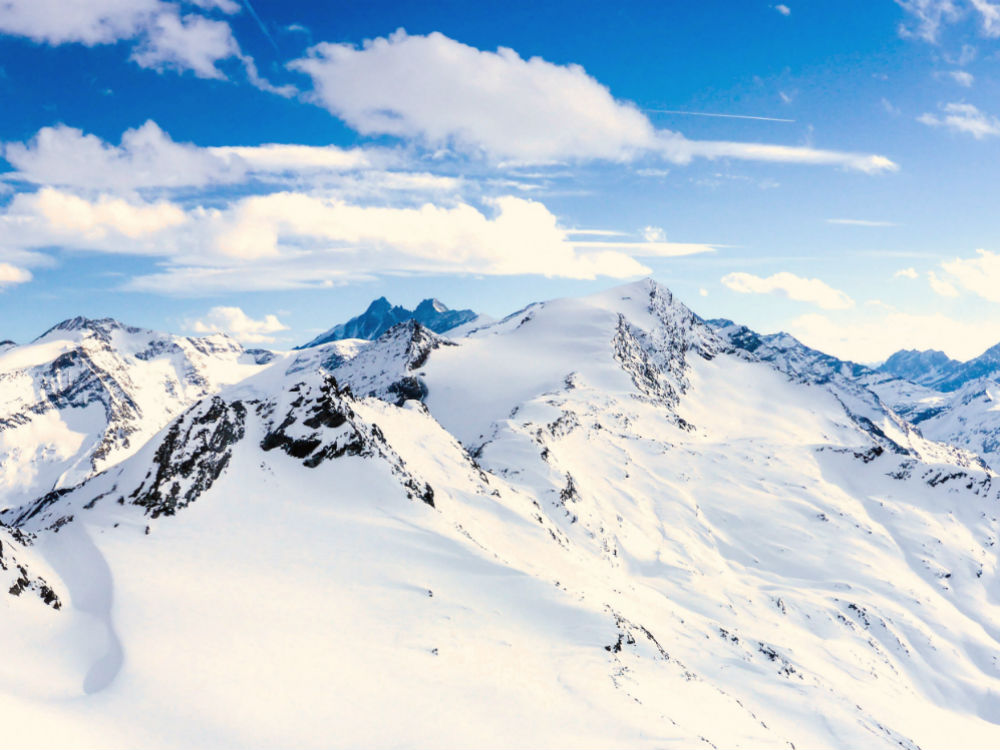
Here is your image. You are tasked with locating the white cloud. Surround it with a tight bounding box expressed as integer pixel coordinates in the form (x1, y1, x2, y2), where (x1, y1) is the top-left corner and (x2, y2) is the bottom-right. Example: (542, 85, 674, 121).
(0, 0, 288, 88)
(0, 263, 32, 287)
(290, 30, 657, 164)
(3, 121, 388, 191)
(827, 218, 897, 226)
(894, 267, 919, 278)
(204, 193, 653, 277)
(3, 121, 240, 190)
(187, 0, 240, 13)
(0, 0, 163, 45)
(290, 30, 897, 172)
(790, 309, 1000, 362)
(662, 137, 897, 173)
(7, 187, 186, 246)
(946, 69, 975, 86)
(896, 0, 962, 42)
(927, 270, 960, 296)
(642, 226, 667, 242)
(918, 102, 1000, 138)
(207, 143, 375, 172)
(188, 306, 288, 343)
(774, 5, 792, 16)
(940, 248, 1000, 301)
(130, 11, 239, 79)
(899, 0, 1000, 41)
(970, 0, 1000, 35)
(699, 287, 709, 297)
(0, 189, 673, 294)
(721, 271, 855, 309)
(881, 97, 901, 115)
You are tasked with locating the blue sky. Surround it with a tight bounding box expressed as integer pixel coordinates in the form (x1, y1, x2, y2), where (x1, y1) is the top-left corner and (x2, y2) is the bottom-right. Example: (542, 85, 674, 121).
(2, 0, 1000, 361)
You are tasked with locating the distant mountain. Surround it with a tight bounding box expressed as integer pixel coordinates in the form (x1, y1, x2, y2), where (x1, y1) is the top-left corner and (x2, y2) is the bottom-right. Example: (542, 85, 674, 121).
(298, 297, 478, 348)
(0, 316, 269, 508)
(877, 349, 962, 388)
(876, 343, 1000, 392)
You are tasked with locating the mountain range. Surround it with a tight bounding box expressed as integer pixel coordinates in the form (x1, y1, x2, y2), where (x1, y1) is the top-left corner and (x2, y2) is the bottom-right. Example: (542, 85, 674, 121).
(297, 296, 480, 348)
(3, 280, 1000, 747)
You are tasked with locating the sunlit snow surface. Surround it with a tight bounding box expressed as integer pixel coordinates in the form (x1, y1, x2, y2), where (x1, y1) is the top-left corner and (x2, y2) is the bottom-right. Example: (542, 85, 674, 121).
(3, 282, 1000, 748)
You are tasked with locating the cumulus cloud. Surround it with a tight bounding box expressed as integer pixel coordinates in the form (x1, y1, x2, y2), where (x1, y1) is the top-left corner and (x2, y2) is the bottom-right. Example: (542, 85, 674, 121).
(290, 30, 657, 164)
(188, 306, 288, 343)
(3, 121, 239, 190)
(2, 121, 388, 191)
(721, 271, 855, 309)
(894, 267, 919, 278)
(30, 188, 186, 238)
(774, 5, 792, 15)
(0, 0, 286, 87)
(204, 193, 654, 276)
(927, 270, 960, 296)
(130, 10, 239, 78)
(940, 248, 1000, 301)
(289, 30, 897, 172)
(0, 185, 682, 293)
(918, 102, 1000, 137)
(0, 0, 162, 45)
(3, 188, 187, 252)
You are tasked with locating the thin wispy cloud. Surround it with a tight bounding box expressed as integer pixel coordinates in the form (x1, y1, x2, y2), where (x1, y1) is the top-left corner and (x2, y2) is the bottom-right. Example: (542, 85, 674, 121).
(826, 218, 897, 227)
(239, 0, 278, 50)
(919, 101, 1000, 138)
(645, 109, 795, 123)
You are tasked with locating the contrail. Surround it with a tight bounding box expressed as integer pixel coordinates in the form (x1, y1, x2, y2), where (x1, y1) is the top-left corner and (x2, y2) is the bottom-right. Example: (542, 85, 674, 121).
(241, 0, 279, 50)
(645, 109, 795, 123)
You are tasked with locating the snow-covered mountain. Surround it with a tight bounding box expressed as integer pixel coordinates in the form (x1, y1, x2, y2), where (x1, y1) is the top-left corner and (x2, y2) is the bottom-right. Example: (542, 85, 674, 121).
(298, 296, 478, 348)
(4, 281, 1000, 748)
(0, 317, 270, 510)
(878, 348, 962, 387)
(877, 343, 1000, 392)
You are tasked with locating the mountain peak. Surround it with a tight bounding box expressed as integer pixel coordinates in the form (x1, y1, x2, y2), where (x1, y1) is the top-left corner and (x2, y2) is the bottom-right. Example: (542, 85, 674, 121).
(33, 316, 128, 342)
(298, 296, 478, 348)
(414, 298, 449, 316)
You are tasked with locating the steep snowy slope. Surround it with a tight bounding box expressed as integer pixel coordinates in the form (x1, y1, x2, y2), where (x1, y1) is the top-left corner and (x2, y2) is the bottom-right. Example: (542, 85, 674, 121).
(867, 376, 1000, 470)
(0, 318, 269, 509)
(3, 281, 1000, 748)
(709, 319, 979, 467)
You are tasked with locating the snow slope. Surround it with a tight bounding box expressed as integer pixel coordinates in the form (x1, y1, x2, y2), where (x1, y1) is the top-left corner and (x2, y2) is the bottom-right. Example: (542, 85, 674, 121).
(3, 281, 1000, 748)
(0, 317, 269, 510)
